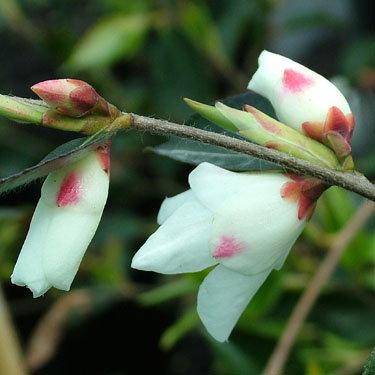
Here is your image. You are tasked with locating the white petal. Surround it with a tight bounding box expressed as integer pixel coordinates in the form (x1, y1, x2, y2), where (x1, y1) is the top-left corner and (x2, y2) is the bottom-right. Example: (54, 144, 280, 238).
(41, 152, 109, 212)
(197, 265, 271, 342)
(42, 153, 109, 290)
(42, 208, 106, 290)
(248, 50, 352, 132)
(189, 162, 275, 212)
(11, 151, 109, 296)
(132, 197, 217, 274)
(11, 201, 52, 297)
(157, 190, 194, 225)
(209, 173, 305, 275)
(247, 50, 294, 98)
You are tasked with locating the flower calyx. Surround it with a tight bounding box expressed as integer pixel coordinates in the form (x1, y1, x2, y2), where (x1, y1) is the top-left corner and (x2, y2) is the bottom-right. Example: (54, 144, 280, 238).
(302, 106, 355, 170)
(185, 97, 341, 170)
(281, 174, 326, 221)
(31, 79, 132, 135)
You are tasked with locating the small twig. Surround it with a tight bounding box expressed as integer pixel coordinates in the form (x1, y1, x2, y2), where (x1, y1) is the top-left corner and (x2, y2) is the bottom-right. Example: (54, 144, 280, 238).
(0, 285, 28, 375)
(25, 290, 92, 372)
(130, 114, 375, 202)
(1, 95, 374, 201)
(263, 200, 375, 375)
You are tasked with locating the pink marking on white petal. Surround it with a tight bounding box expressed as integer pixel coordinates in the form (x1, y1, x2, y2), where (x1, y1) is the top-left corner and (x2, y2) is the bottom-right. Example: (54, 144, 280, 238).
(282, 69, 314, 93)
(56, 172, 81, 207)
(213, 236, 245, 258)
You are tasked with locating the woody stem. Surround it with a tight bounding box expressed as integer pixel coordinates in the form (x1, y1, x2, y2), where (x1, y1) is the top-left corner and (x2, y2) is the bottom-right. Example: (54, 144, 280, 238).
(129, 113, 375, 202)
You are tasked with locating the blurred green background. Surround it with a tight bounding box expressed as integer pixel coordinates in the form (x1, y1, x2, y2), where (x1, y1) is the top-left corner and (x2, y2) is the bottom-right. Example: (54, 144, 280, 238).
(0, 0, 374, 374)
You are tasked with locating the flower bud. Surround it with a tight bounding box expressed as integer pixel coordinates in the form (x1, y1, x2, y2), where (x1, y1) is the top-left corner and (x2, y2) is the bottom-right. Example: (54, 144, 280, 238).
(11, 143, 110, 297)
(31, 79, 111, 118)
(185, 98, 341, 170)
(248, 51, 355, 165)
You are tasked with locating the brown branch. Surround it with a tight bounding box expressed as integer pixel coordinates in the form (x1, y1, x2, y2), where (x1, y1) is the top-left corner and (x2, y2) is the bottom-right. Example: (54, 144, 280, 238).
(129, 114, 375, 202)
(25, 290, 92, 372)
(0, 285, 28, 375)
(262, 200, 375, 375)
(1, 95, 374, 201)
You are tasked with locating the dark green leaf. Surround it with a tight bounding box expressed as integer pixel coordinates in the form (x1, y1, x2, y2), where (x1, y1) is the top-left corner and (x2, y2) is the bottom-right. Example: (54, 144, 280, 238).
(0, 131, 114, 195)
(149, 91, 281, 171)
(363, 349, 375, 375)
(149, 137, 278, 171)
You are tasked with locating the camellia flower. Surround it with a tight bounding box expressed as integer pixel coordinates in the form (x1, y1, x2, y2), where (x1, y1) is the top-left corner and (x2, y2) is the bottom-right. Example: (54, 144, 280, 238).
(248, 50, 355, 165)
(11, 142, 111, 297)
(132, 162, 325, 342)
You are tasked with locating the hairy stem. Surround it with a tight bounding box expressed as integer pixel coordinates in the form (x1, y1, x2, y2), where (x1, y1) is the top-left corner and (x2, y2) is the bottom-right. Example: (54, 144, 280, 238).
(129, 114, 375, 201)
(1, 95, 374, 201)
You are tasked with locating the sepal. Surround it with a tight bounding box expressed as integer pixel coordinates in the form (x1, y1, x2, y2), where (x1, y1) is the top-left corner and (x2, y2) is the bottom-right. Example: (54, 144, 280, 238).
(189, 100, 341, 169)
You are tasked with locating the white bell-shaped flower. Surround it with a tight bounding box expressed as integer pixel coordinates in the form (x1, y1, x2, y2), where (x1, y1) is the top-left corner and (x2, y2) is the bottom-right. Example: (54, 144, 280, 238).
(247, 50, 354, 146)
(11, 145, 110, 297)
(132, 162, 321, 342)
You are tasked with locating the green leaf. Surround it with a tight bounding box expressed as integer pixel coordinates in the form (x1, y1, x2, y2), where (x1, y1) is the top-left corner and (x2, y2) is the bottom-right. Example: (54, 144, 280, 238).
(150, 92, 281, 171)
(209, 339, 260, 375)
(65, 14, 151, 71)
(179, 1, 227, 64)
(363, 349, 375, 375)
(138, 277, 197, 306)
(149, 137, 278, 171)
(159, 307, 199, 350)
(0, 131, 114, 195)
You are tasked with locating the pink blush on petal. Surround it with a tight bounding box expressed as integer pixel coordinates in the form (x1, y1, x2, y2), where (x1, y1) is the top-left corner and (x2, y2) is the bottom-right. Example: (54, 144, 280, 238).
(56, 172, 81, 207)
(282, 69, 314, 93)
(213, 236, 246, 258)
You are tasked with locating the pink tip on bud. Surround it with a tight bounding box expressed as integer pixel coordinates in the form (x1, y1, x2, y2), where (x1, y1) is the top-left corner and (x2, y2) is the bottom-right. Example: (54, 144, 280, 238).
(31, 79, 108, 118)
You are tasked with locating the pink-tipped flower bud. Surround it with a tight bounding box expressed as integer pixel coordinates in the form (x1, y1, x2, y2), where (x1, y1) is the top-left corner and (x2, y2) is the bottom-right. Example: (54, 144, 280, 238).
(31, 79, 110, 118)
(248, 51, 355, 166)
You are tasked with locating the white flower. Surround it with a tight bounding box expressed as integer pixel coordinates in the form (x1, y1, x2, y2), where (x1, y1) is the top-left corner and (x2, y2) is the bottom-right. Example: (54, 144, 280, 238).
(247, 50, 354, 144)
(132, 162, 321, 342)
(11, 144, 110, 297)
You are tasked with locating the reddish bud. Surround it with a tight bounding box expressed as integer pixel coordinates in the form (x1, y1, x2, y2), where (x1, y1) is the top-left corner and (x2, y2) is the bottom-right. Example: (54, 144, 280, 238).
(281, 175, 326, 221)
(302, 106, 355, 165)
(31, 79, 110, 118)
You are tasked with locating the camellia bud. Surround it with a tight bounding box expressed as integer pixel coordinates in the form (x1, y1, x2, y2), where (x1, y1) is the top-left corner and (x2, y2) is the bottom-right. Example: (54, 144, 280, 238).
(31, 79, 115, 118)
(11, 142, 111, 297)
(248, 51, 355, 167)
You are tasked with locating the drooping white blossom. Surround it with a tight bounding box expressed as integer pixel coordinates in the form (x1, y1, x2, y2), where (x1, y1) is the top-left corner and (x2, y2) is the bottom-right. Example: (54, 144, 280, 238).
(132, 162, 323, 342)
(11, 143, 110, 297)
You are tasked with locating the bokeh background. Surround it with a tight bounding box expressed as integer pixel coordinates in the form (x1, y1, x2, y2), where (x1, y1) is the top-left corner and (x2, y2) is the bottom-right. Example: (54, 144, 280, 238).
(0, 0, 374, 374)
